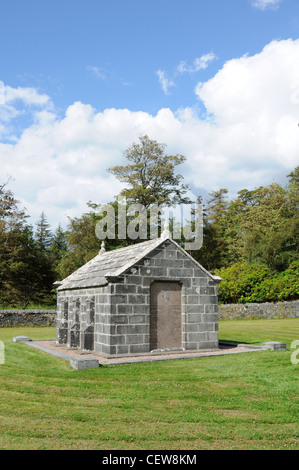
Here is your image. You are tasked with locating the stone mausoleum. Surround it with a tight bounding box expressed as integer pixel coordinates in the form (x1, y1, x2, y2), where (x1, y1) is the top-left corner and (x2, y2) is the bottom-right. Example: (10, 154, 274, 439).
(55, 231, 222, 357)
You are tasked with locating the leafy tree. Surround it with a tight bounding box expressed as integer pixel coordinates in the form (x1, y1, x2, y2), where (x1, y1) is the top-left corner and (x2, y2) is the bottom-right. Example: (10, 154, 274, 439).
(281, 166, 299, 266)
(215, 261, 299, 304)
(250, 261, 299, 302)
(287, 166, 299, 185)
(0, 180, 28, 232)
(214, 263, 270, 304)
(108, 135, 191, 208)
(58, 212, 103, 279)
(236, 183, 297, 271)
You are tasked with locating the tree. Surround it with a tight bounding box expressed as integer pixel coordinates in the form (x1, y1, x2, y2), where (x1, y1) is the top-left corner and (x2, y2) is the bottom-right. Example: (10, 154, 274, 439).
(50, 224, 67, 262)
(35, 211, 53, 252)
(0, 183, 53, 307)
(0, 181, 30, 305)
(58, 212, 102, 279)
(193, 189, 230, 270)
(108, 135, 191, 208)
(0, 184, 60, 307)
(235, 183, 293, 271)
(287, 166, 299, 185)
(0, 180, 28, 233)
(57, 202, 134, 280)
(32, 211, 57, 305)
(5, 226, 54, 308)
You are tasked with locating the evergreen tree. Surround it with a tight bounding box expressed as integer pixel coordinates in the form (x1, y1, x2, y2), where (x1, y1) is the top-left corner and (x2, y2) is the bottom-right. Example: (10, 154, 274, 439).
(0, 183, 51, 307)
(50, 224, 68, 261)
(35, 211, 53, 252)
(197, 189, 229, 270)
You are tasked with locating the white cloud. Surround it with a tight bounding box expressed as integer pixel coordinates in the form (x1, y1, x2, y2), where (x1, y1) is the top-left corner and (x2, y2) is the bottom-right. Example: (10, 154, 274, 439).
(156, 70, 176, 95)
(0, 84, 53, 139)
(1, 39, 298, 230)
(157, 53, 216, 95)
(86, 65, 106, 80)
(249, 0, 283, 11)
(0, 80, 5, 105)
(4, 85, 51, 106)
(177, 53, 217, 74)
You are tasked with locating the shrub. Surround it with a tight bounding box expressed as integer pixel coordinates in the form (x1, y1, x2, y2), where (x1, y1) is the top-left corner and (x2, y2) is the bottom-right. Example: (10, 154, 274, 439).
(250, 261, 299, 302)
(214, 262, 299, 304)
(214, 263, 270, 304)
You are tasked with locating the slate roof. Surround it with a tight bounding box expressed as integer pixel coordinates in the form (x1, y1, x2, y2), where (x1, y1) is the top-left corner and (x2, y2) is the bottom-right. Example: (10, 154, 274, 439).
(55, 236, 221, 291)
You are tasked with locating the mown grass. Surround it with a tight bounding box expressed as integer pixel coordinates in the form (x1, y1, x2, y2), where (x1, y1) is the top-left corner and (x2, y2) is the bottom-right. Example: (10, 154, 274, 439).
(0, 320, 298, 450)
(219, 318, 299, 348)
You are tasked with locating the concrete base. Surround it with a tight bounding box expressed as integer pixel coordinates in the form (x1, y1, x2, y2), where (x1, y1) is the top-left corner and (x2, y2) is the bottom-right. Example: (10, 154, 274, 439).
(13, 336, 31, 343)
(261, 341, 287, 351)
(69, 357, 100, 370)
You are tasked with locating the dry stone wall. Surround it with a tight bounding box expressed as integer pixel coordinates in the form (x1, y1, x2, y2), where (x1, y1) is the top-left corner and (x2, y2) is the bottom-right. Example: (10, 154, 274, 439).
(0, 310, 56, 327)
(219, 300, 299, 320)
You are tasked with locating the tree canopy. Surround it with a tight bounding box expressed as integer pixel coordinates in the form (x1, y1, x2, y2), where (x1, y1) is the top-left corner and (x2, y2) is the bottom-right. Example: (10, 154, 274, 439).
(108, 135, 191, 207)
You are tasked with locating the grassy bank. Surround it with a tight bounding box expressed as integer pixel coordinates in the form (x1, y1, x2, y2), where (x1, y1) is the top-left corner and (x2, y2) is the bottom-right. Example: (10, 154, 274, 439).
(0, 320, 298, 450)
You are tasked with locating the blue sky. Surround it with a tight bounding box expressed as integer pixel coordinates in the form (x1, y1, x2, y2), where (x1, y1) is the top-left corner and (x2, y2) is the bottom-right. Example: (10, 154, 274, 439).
(1, 0, 297, 114)
(0, 0, 299, 229)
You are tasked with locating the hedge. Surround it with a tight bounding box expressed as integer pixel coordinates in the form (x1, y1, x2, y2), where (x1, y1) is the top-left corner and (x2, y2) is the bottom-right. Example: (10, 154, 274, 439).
(214, 261, 299, 304)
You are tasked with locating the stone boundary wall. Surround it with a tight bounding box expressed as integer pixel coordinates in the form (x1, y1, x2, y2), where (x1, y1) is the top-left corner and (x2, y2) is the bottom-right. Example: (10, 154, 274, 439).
(0, 310, 56, 327)
(0, 300, 298, 326)
(219, 300, 299, 320)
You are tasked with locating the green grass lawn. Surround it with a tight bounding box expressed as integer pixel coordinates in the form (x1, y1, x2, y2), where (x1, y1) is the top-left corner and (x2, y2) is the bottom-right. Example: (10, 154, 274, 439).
(0, 319, 298, 450)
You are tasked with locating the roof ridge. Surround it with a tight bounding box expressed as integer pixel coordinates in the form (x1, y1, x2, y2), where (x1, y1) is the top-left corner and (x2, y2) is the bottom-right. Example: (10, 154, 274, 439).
(104, 238, 158, 252)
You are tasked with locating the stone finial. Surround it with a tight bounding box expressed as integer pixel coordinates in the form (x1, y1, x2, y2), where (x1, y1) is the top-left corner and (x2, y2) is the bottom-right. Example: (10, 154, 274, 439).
(161, 218, 171, 239)
(99, 241, 106, 255)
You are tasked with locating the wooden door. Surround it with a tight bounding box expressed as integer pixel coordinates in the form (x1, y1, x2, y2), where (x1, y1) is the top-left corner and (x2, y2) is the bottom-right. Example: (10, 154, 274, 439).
(150, 282, 182, 350)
